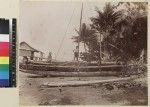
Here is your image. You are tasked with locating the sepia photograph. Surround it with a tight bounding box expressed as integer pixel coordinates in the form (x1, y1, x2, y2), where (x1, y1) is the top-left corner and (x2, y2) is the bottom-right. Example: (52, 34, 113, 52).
(19, 1, 148, 106)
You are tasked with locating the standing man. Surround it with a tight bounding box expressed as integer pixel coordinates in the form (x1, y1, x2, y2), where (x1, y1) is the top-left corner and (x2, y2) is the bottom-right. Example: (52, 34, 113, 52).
(47, 51, 52, 63)
(73, 46, 79, 61)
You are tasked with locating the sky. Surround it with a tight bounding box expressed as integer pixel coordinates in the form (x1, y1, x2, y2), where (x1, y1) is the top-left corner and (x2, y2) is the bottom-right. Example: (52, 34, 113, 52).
(20, 1, 111, 61)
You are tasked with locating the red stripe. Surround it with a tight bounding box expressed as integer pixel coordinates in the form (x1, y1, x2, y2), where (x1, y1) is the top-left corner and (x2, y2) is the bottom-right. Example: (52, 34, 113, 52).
(0, 49, 9, 56)
(0, 42, 9, 56)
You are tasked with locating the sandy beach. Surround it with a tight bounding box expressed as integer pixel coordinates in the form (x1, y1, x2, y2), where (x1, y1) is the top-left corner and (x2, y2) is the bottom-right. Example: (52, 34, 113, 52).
(19, 71, 147, 106)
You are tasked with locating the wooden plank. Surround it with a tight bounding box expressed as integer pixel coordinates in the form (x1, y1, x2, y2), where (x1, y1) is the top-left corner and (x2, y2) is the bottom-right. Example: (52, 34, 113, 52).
(41, 76, 137, 87)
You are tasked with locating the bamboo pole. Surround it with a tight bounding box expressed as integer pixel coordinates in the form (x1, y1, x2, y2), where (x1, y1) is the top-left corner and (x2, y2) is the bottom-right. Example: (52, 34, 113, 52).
(98, 33, 102, 71)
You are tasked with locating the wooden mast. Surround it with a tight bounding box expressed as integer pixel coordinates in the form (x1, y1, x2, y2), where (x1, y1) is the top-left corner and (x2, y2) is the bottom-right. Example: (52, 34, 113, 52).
(77, 3, 83, 71)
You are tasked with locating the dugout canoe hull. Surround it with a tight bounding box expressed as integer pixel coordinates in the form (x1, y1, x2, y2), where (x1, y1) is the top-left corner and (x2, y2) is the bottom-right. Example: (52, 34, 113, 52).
(19, 63, 125, 72)
(19, 63, 129, 77)
(20, 69, 123, 77)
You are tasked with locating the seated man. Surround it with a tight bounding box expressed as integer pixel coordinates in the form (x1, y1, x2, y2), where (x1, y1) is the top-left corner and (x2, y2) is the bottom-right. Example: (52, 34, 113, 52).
(23, 56, 28, 64)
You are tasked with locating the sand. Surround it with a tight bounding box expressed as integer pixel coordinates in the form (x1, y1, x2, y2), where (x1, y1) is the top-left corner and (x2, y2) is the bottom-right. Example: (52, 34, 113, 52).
(19, 71, 148, 106)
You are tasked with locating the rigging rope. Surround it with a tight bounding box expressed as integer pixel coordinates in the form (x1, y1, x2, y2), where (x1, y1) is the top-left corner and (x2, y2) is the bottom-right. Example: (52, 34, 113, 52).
(55, 7, 75, 60)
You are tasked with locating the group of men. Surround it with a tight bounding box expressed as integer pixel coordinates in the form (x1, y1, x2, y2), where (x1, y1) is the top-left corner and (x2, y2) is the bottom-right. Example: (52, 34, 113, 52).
(23, 46, 79, 64)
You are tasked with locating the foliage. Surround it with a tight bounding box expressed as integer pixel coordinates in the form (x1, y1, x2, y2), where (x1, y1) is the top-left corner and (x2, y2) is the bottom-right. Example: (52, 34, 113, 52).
(72, 2, 147, 63)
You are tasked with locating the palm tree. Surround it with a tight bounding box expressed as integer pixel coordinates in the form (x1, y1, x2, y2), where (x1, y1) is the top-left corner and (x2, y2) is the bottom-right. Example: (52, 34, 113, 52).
(72, 23, 96, 52)
(72, 23, 97, 62)
(113, 2, 147, 61)
(91, 3, 123, 37)
(90, 3, 123, 63)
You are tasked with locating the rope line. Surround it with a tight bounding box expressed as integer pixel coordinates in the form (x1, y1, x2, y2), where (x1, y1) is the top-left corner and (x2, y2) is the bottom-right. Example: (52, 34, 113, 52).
(55, 7, 76, 60)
